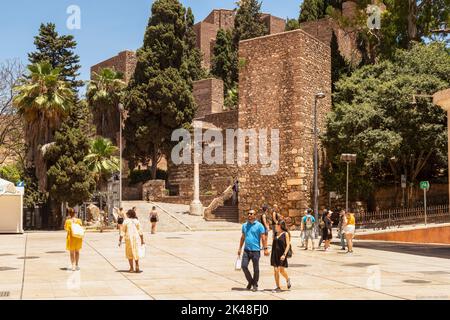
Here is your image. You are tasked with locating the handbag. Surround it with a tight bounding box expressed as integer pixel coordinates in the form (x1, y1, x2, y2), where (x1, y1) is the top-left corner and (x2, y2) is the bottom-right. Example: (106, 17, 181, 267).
(138, 244, 146, 259)
(286, 245, 293, 258)
(235, 256, 242, 271)
(71, 222, 85, 239)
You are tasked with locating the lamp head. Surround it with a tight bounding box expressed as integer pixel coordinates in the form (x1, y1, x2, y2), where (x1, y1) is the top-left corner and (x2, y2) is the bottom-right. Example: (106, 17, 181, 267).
(315, 92, 326, 99)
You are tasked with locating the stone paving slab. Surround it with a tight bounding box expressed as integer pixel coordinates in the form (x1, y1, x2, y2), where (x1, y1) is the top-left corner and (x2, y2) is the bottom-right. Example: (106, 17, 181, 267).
(122, 201, 241, 233)
(1, 230, 450, 300)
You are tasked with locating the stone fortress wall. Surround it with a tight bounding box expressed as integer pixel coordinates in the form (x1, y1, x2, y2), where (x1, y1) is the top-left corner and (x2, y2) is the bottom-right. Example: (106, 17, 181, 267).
(238, 29, 331, 224)
(193, 9, 286, 69)
(91, 50, 137, 83)
(89, 4, 363, 221)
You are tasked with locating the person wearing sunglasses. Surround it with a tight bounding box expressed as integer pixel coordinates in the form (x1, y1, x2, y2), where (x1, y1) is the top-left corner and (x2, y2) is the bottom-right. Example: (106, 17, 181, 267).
(237, 209, 269, 292)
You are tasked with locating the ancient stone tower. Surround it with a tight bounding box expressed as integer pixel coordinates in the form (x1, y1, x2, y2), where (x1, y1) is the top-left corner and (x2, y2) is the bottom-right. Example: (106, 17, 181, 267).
(238, 29, 331, 225)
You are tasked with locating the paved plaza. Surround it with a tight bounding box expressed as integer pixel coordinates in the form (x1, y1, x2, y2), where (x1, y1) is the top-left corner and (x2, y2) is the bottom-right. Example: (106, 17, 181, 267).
(1, 229, 450, 300)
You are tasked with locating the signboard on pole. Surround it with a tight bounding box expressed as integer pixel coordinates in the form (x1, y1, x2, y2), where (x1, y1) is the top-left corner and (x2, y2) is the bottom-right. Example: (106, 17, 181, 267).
(420, 181, 430, 226)
(420, 181, 430, 190)
(401, 175, 406, 189)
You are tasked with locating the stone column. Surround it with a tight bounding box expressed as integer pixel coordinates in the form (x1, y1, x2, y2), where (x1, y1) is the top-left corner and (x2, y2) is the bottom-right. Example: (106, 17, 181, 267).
(190, 121, 203, 216)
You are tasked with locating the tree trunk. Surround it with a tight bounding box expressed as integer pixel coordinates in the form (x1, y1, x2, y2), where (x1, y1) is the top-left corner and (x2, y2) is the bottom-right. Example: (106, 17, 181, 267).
(408, 0, 418, 44)
(151, 153, 158, 180)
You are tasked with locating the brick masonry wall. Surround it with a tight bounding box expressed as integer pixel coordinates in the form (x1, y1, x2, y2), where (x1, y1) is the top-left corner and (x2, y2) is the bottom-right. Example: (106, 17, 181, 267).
(91, 50, 137, 83)
(167, 110, 239, 205)
(238, 29, 331, 226)
(355, 225, 450, 244)
(300, 18, 361, 66)
(195, 9, 286, 69)
(193, 78, 224, 118)
(261, 15, 286, 35)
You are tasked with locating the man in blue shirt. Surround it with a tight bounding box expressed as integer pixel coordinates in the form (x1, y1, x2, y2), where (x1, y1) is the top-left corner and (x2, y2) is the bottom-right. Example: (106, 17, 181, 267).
(301, 209, 316, 250)
(238, 209, 269, 292)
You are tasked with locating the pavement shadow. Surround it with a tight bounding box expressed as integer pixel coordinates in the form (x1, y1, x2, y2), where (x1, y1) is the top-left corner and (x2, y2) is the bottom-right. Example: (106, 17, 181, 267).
(231, 287, 248, 291)
(116, 270, 144, 274)
(261, 289, 287, 293)
(356, 241, 450, 259)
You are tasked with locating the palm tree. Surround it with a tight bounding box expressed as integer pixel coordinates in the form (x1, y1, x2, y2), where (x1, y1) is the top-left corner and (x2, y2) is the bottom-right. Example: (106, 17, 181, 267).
(13, 62, 74, 191)
(84, 137, 120, 188)
(86, 68, 126, 144)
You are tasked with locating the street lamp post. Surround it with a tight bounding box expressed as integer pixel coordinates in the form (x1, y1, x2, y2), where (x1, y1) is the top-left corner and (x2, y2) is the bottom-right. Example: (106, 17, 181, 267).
(313, 92, 326, 231)
(118, 103, 124, 209)
(340, 154, 357, 212)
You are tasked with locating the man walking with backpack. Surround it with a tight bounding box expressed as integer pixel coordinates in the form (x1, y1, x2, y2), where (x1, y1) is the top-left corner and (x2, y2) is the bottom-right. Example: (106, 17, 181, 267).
(301, 209, 316, 250)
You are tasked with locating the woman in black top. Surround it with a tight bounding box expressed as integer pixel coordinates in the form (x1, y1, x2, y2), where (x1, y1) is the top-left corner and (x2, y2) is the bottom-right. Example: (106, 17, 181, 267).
(270, 221, 292, 292)
(323, 210, 333, 251)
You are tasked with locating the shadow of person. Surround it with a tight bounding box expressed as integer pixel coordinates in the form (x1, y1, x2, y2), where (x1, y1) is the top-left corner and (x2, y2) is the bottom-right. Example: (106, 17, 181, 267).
(231, 287, 249, 291)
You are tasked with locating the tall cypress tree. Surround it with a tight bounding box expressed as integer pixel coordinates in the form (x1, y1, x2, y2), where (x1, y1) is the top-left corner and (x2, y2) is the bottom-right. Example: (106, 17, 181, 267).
(26, 23, 94, 227)
(28, 23, 83, 91)
(183, 7, 207, 82)
(45, 122, 97, 227)
(211, 29, 238, 101)
(299, 0, 326, 23)
(124, 0, 198, 179)
(232, 0, 268, 48)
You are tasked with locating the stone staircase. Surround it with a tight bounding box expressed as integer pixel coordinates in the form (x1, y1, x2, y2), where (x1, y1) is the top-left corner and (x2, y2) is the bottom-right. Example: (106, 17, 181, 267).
(211, 204, 239, 222)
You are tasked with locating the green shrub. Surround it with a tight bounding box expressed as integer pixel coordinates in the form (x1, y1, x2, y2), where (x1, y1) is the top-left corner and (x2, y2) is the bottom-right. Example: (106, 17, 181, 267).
(0, 163, 22, 184)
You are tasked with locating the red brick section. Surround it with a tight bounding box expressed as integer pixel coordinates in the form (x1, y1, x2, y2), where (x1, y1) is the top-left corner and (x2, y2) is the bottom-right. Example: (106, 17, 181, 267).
(261, 14, 286, 34)
(194, 9, 286, 69)
(194, 9, 236, 70)
(238, 29, 332, 226)
(193, 78, 224, 118)
(90, 50, 137, 83)
(300, 17, 362, 65)
(356, 225, 450, 244)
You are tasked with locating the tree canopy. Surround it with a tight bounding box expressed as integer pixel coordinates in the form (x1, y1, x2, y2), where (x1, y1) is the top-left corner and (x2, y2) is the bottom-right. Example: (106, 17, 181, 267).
(123, 0, 200, 179)
(211, 29, 239, 109)
(232, 0, 268, 47)
(28, 23, 83, 91)
(45, 123, 96, 207)
(322, 43, 449, 206)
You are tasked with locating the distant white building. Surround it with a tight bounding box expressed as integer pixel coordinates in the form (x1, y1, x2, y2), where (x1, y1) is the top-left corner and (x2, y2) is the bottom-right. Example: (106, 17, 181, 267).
(0, 178, 23, 234)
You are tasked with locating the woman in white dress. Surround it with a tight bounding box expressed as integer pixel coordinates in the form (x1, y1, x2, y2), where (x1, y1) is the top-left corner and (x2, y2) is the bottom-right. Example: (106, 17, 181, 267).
(119, 209, 145, 273)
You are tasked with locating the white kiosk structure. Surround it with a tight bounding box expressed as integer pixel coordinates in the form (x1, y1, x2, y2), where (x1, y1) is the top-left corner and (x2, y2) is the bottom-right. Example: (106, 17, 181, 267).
(0, 178, 24, 234)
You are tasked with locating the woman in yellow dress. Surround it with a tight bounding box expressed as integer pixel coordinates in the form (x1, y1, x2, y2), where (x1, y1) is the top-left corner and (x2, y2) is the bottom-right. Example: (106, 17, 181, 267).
(64, 208, 83, 271)
(119, 209, 145, 273)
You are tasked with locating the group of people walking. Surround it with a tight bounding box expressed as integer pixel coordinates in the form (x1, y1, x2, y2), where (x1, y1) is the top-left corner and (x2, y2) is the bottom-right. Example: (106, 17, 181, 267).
(64, 206, 160, 272)
(238, 205, 292, 293)
(302, 208, 356, 254)
(237, 205, 357, 292)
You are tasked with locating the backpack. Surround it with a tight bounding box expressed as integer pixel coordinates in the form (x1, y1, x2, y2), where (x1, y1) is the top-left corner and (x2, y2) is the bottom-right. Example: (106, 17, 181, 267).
(305, 216, 314, 230)
(319, 219, 325, 229)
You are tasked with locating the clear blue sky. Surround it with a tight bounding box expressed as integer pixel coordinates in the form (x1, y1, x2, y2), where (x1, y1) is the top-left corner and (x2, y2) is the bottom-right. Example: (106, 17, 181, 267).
(0, 0, 303, 93)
